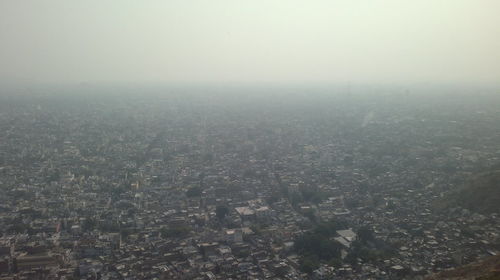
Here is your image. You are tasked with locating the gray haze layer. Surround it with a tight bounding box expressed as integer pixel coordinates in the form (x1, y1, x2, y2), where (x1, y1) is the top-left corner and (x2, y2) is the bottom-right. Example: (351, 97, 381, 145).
(1, 0, 499, 87)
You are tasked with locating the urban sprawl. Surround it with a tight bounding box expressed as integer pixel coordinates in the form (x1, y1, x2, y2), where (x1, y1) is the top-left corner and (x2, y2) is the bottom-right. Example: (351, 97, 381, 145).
(1, 92, 499, 279)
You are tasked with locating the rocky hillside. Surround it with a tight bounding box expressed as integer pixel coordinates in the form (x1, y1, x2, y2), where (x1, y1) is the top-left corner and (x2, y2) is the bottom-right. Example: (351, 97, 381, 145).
(425, 255, 500, 280)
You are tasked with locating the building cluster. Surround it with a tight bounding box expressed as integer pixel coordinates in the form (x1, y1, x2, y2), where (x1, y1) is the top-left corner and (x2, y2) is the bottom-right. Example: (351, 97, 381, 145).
(0, 94, 499, 279)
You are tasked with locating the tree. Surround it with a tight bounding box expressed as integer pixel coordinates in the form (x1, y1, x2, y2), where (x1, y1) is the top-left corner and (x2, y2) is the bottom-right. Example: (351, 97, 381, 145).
(186, 186, 202, 197)
(357, 226, 375, 243)
(266, 194, 280, 205)
(215, 205, 229, 220)
(314, 221, 341, 237)
(303, 210, 317, 223)
(299, 255, 320, 273)
(160, 226, 190, 239)
(81, 217, 96, 232)
(293, 220, 348, 272)
(294, 232, 342, 261)
(8, 222, 32, 234)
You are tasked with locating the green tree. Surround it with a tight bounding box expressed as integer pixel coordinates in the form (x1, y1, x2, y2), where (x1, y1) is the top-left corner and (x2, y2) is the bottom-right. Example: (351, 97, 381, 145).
(299, 255, 320, 273)
(215, 205, 229, 220)
(160, 226, 191, 238)
(357, 226, 375, 243)
(294, 232, 342, 261)
(186, 186, 202, 197)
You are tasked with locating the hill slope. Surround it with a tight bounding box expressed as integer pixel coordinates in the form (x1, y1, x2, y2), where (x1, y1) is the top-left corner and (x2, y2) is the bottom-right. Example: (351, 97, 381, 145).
(425, 255, 500, 280)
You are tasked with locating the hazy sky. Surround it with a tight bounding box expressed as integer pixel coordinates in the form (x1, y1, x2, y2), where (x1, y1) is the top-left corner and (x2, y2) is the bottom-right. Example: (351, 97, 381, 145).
(1, 0, 499, 87)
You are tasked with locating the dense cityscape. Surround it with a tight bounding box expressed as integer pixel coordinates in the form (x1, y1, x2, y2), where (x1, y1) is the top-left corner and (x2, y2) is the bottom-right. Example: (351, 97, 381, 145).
(1, 91, 499, 279)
